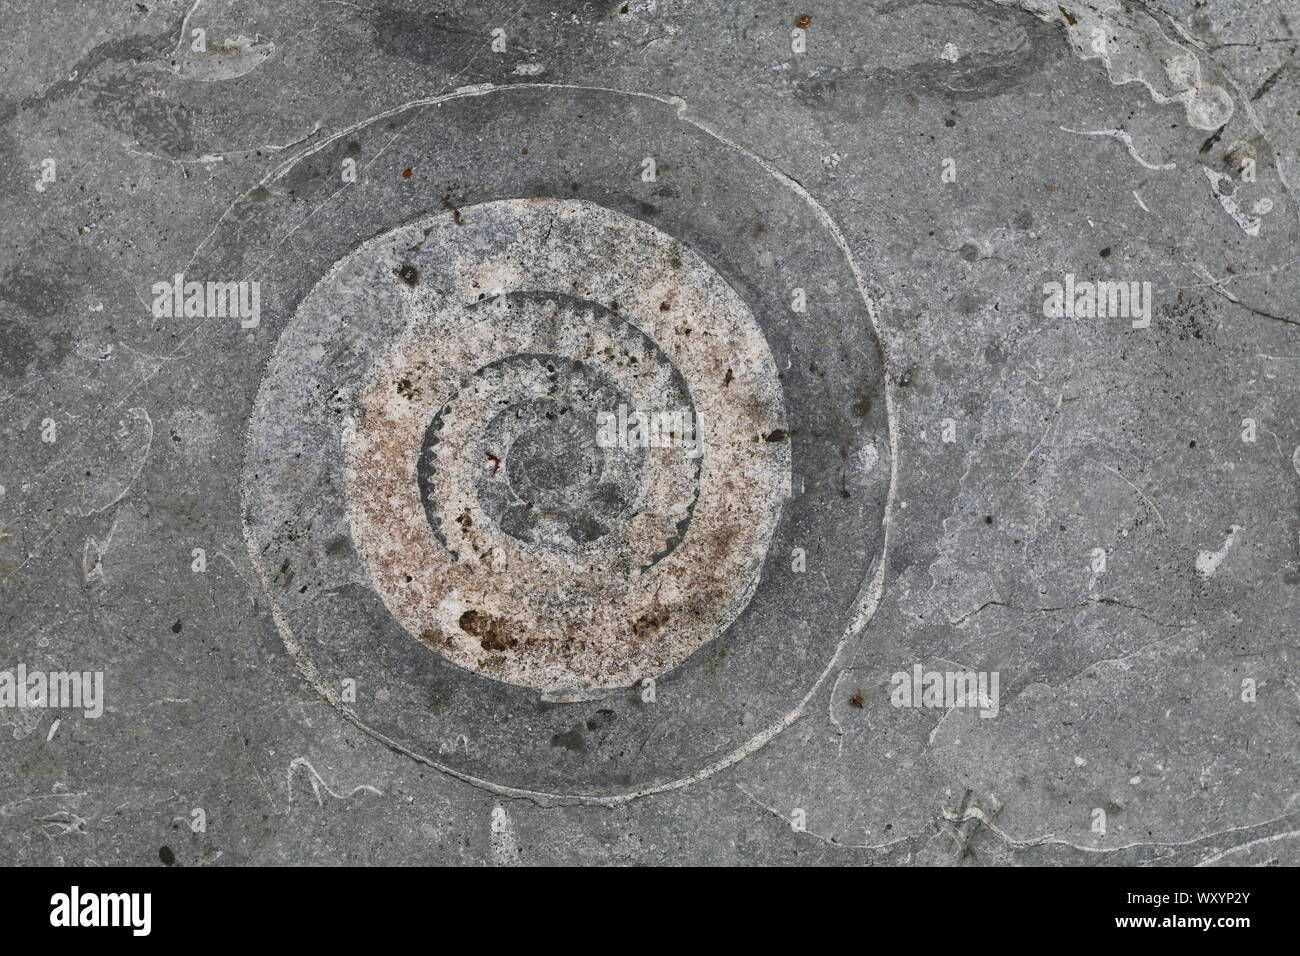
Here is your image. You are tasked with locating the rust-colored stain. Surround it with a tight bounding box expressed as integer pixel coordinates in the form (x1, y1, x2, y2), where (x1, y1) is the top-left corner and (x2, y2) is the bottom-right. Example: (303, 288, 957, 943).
(401, 167, 413, 178)
(849, 692, 865, 708)
(1057, 5, 1078, 25)
(631, 609, 670, 640)
(794, 13, 813, 29)
(459, 609, 516, 651)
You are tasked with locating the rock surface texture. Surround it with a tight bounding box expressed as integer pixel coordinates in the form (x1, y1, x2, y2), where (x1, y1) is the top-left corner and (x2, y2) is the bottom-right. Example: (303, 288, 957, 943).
(0, 0, 1297, 865)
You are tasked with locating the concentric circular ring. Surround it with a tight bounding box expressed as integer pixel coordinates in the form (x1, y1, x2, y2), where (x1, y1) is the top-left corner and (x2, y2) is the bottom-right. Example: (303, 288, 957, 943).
(340, 199, 790, 691)
(238, 85, 893, 801)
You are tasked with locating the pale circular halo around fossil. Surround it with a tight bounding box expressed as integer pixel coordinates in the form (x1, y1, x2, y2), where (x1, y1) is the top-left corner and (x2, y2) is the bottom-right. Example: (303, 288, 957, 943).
(238, 85, 892, 800)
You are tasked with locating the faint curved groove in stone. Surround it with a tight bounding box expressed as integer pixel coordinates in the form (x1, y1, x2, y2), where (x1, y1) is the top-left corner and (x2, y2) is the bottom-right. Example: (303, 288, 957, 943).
(70, 407, 153, 518)
(1058, 126, 1175, 171)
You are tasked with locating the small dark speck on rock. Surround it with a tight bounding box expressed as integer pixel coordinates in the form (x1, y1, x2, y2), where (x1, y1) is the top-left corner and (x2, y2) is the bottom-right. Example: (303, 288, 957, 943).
(159, 846, 175, 865)
(551, 728, 585, 752)
(171, 620, 182, 633)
